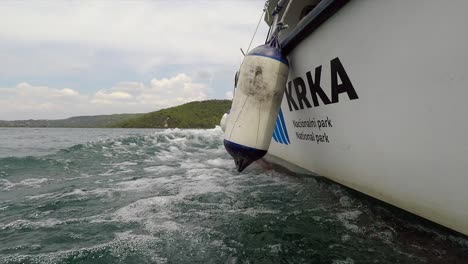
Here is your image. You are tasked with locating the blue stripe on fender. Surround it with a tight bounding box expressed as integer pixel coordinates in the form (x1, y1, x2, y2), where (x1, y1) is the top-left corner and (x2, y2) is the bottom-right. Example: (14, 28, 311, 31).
(223, 140, 267, 172)
(278, 110, 290, 144)
(247, 54, 289, 66)
(223, 140, 267, 160)
(247, 44, 289, 66)
(224, 139, 267, 157)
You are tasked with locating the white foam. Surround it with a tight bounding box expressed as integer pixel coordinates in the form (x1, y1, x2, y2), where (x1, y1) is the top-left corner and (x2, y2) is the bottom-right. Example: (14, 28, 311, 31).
(28, 210, 54, 219)
(88, 188, 114, 197)
(113, 177, 176, 192)
(115, 169, 135, 174)
(339, 196, 353, 207)
(157, 152, 178, 162)
(369, 231, 393, 245)
(143, 220, 182, 233)
(64, 173, 93, 181)
(0, 218, 62, 231)
(99, 169, 114, 176)
(112, 161, 138, 166)
(268, 244, 282, 254)
(0, 232, 166, 264)
(110, 155, 233, 231)
(20, 177, 49, 186)
(0, 179, 14, 190)
(178, 162, 207, 171)
(143, 165, 177, 173)
(26, 188, 112, 202)
(233, 208, 281, 217)
(205, 158, 233, 168)
(112, 196, 175, 223)
(341, 234, 351, 242)
(448, 235, 468, 247)
(26, 192, 60, 200)
(337, 210, 362, 220)
(64, 189, 87, 196)
(153, 127, 223, 145)
(336, 210, 363, 233)
(332, 258, 354, 264)
(0, 177, 49, 190)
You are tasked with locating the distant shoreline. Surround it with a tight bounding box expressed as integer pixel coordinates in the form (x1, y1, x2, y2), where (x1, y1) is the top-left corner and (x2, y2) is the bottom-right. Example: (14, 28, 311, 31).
(0, 100, 231, 129)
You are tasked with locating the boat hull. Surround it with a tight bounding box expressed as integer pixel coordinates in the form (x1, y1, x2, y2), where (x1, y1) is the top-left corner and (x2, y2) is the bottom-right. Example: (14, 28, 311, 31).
(268, 0, 468, 235)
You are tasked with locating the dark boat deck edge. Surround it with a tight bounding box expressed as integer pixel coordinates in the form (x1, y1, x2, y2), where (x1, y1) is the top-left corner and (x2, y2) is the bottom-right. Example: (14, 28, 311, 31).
(281, 0, 351, 55)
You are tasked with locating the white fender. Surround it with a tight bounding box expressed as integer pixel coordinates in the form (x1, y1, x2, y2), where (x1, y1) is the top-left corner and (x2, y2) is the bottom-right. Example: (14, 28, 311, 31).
(220, 113, 228, 132)
(224, 40, 289, 171)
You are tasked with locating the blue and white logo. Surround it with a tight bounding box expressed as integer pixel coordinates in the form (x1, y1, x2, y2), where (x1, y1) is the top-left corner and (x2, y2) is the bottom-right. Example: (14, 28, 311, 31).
(272, 109, 290, 145)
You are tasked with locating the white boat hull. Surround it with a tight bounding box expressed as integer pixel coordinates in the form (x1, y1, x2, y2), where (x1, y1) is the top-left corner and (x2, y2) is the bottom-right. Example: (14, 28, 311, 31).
(268, 0, 468, 235)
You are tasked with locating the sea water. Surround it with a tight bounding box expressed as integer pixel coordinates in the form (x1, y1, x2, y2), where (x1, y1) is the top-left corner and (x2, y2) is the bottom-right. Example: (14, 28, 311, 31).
(0, 127, 466, 264)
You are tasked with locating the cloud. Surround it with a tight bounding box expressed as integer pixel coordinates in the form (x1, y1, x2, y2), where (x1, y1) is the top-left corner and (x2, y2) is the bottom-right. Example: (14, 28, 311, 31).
(0, 1, 269, 75)
(0, 74, 210, 120)
(0, 83, 88, 119)
(0, 1, 268, 119)
(91, 73, 208, 109)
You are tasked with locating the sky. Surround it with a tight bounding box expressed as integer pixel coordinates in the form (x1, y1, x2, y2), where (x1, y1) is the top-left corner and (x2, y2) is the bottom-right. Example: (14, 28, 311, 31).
(0, 0, 269, 120)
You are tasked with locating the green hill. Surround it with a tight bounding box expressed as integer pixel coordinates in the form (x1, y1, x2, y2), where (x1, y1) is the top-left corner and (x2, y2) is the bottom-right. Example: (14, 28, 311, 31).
(0, 100, 232, 128)
(0, 114, 143, 128)
(114, 100, 231, 128)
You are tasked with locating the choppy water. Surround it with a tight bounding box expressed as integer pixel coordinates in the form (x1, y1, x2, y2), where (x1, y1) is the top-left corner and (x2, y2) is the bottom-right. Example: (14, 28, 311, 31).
(0, 128, 466, 264)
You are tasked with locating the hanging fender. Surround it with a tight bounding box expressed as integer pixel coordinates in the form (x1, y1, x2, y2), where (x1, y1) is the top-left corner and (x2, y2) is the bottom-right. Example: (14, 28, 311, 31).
(220, 112, 228, 132)
(224, 37, 289, 172)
